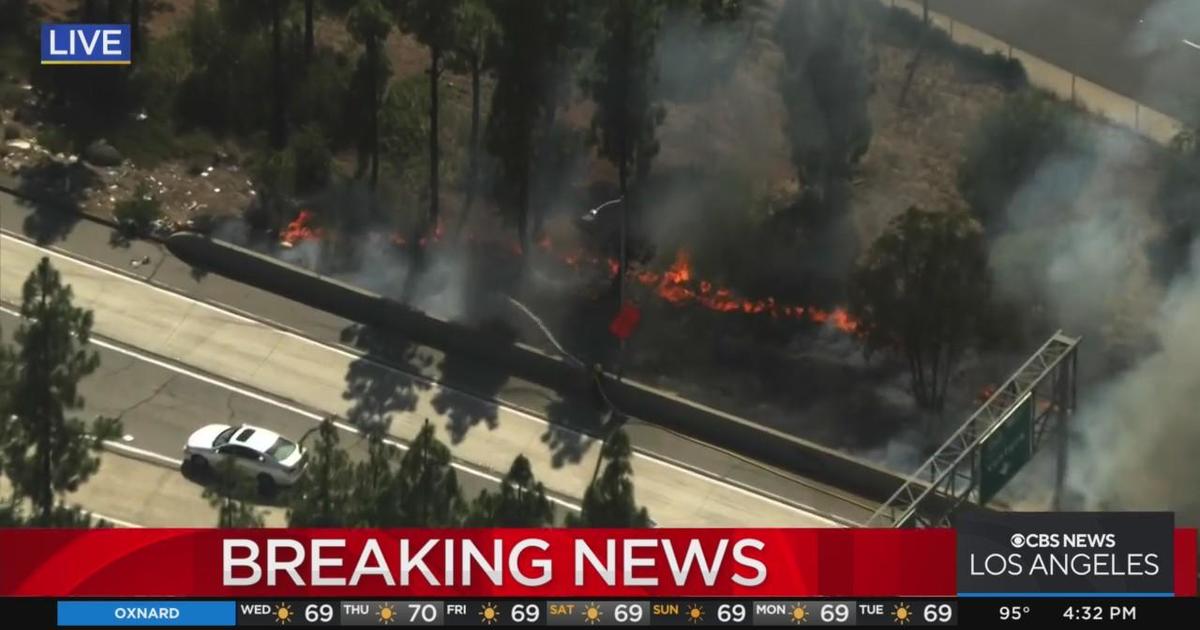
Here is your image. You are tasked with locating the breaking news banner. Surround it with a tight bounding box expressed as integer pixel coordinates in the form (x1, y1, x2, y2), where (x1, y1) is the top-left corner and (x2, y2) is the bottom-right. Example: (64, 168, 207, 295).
(0, 522, 1194, 628)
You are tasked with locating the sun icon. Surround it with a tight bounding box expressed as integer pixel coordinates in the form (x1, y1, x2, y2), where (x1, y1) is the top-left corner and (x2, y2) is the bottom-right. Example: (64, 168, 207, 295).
(377, 603, 397, 625)
(686, 604, 704, 624)
(790, 604, 808, 624)
(582, 603, 603, 625)
(480, 602, 500, 625)
(892, 602, 912, 625)
(273, 603, 293, 625)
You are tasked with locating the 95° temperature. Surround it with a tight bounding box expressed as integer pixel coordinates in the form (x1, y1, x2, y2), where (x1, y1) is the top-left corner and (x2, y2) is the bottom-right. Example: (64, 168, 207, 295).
(999, 605, 1032, 621)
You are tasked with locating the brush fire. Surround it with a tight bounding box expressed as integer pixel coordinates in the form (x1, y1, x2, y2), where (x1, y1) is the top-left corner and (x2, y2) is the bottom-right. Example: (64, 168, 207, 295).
(279, 209, 859, 334)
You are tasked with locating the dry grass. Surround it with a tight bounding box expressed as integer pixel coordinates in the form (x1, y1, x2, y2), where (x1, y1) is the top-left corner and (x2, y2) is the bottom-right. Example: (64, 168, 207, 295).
(852, 40, 1008, 243)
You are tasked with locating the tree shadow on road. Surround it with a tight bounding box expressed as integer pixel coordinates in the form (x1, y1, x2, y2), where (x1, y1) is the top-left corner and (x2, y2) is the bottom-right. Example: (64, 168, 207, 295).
(339, 323, 434, 435)
(13, 161, 97, 244)
(538, 389, 609, 468)
(428, 320, 522, 445)
(179, 457, 290, 510)
(430, 347, 504, 444)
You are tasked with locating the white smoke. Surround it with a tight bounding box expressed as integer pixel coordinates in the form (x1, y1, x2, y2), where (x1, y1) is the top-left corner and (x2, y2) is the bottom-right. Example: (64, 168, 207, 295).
(987, 114, 1200, 524)
(1068, 244, 1200, 523)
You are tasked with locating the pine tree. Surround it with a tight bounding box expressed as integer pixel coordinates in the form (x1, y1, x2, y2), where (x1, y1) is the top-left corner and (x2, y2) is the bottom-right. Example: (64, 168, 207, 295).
(484, 0, 562, 252)
(350, 433, 403, 526)
(468, 455, 553, 527)
(775, 0, 874, 223)
(403, 0, 464, 228)
(396, 421, 465, 527)
(568, 430, 651, 527)
(4, 258, 122, 524)
(586, 0, 667, 301)
(449, 0, 498, 237)
(348, 0, 393, 191)
(203, 458, 265, 528)
(287, 418, 353, 526)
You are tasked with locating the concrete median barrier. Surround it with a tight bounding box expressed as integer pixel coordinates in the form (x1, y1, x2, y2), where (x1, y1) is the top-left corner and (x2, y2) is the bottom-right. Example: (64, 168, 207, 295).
(167, 231, 917, 509)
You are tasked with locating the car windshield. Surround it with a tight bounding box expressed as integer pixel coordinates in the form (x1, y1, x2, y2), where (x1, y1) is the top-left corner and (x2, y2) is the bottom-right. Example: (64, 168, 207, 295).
(266, 438, 297, 462)
(212, 426, 238, 447)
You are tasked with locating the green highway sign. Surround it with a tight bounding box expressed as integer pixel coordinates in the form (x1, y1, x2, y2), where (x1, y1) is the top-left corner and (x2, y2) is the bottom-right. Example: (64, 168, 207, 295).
(979, 392, 1034, 504)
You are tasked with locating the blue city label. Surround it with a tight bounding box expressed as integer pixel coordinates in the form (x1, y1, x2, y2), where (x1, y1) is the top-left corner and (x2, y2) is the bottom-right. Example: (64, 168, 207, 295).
(57, 601, 236, 627)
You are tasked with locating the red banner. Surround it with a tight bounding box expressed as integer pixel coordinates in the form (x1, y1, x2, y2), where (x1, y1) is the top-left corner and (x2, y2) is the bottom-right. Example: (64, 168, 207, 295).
(1, 528, 1193, 599)
(0, 528, 954, 598)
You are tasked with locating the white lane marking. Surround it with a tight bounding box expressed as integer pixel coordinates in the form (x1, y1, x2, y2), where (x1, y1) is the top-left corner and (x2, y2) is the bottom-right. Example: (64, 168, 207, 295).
(82, 509, 144, 528)
(1, 302, 580, 511)
(1183, 39, 1200, 51)
(102, 440, 184, 467)
(1, 234, 841, 524)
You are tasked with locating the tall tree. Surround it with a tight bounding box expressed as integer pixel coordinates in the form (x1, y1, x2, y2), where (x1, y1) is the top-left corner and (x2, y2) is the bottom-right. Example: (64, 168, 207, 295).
(468, 455, 553, 526)
(304, 0, 316, 63)
(449, 0, 497, 236)
(586, 0, 666, 303)
(269, 0, 290, 150)
(775, 0, 873, 224)
(287, 418, 353, 526)
(485, 0, 561, 252)
(203, 459, 266, 528)
(348, 0, 393, 190)
(568, 430, 651, 527)
(849, 207, 991, 412)
(403, 0, 464, 228)
(395, 421, 465, 527)
(130, 0, 142, 63)
(350, 434, 403, 526)
(4, 258, 122, 523)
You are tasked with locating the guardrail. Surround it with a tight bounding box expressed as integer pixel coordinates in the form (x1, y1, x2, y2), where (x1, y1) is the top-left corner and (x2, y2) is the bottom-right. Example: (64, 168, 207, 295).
(885, 0, 1185, 145)
(166, 232, 914, 513)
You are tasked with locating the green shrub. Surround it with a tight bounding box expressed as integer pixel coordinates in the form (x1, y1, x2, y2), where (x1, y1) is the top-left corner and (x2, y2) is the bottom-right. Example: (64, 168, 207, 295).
(378, 75, 429, 169)
(290, 123, 333, 193)
(958, 91, 1091, 233)
(37, 125, 74, 154)
(114, 182, 163, 234)
(109, 119, 177, 168)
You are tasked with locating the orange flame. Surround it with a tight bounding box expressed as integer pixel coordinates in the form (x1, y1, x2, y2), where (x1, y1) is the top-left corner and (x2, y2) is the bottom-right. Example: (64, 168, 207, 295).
(312, 217, 859, 334)
(280, 210, 324, 247)
(625, 249, 859, 333)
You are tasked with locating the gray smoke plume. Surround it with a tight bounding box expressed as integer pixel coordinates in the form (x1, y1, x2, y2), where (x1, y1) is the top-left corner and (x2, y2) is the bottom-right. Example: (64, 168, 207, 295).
(987, 116, 1200, 524)
(1067, 243, 1200, 523)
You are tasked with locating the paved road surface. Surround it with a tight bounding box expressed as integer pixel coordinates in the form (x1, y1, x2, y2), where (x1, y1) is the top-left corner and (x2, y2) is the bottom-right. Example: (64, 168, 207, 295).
(0, 227, 865, 527)
(0, 308, 567, 527)
(927, 0, 1200, 122)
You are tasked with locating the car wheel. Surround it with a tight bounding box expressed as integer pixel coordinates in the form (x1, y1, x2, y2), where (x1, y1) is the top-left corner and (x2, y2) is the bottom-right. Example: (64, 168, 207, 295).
(257, 474, 276, 497)
(188, 454, 209, 473)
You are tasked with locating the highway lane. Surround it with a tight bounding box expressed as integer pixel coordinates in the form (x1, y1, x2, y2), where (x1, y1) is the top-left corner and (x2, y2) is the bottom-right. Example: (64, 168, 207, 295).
(0, 232, 847, 527)
(0, 308, 556, 526)
(926, 0, 1200, 122)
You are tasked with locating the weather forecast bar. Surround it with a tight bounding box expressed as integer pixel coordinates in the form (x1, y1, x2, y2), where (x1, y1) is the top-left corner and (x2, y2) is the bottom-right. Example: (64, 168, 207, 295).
(37, 598, 1200, 627)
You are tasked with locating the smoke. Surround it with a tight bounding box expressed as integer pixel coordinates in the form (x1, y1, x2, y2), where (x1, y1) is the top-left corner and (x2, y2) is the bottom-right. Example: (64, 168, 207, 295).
(1126, 0, 1200, 123)
(1068, 244, 1200, 524)
(986, 106, 1200, 524)
(989, 126, 1163, 365)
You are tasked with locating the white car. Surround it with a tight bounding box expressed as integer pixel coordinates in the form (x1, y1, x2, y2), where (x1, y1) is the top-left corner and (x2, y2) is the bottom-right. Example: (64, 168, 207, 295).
(183, 423, 306, 493)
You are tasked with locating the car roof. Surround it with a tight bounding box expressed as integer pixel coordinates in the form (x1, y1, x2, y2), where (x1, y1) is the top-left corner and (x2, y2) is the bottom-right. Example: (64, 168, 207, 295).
(230, 424, 283, 453)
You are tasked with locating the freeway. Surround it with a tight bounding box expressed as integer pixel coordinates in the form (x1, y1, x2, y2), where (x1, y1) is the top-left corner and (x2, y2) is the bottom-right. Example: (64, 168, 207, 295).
(0, 307, 563, 527)
(926, 0, 1200, 122)
(0, 222, 870, 527)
